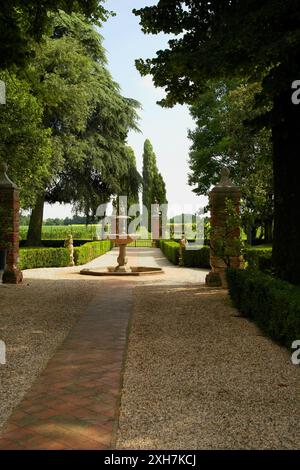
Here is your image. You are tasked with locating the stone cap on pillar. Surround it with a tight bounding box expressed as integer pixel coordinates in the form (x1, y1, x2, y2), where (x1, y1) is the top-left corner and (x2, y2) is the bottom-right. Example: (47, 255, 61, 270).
(210, 168, 240, 194)
(0, 162, 18, 189)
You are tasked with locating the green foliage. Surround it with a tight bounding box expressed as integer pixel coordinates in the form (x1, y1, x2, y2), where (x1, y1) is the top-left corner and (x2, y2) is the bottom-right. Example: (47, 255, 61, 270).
(134, 0, 300, 284)
(1, 11, 141, 246)
(244, 247, 273, 273)
(31, 12, 140, 215)
(73, 240, 112, 265)
(119, 146, 142, 208)
(188, 81, 273, 240)
(182, 246, 210, 269)
(226, 268, 300, 348)
(20, 225, 99, 241)
(134, 1, 300, 109)
(159, 239, 210, 268)
(142, 139, 167, 227)
(19, 239, 112, 269)
(19, 247, 70, 269)
(159, 240, 179, 265)
(0, 71, 52, 207)
(0, 1, 109, 69)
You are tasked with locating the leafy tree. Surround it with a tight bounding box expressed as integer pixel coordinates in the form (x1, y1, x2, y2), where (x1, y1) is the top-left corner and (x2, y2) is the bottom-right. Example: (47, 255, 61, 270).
(0, 71, 52, 207)
(188, 81, 273, 244)
(142, 139, 167, 228)
(0, 1, 108, 69)
(134, 0, 300, 283)
(24, 12, 140, 244)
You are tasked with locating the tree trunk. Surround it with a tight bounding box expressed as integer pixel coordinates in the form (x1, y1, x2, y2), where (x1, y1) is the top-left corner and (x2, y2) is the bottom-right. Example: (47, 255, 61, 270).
(264, 220, 273, 244)
(26, 193, 45, 246)
(272, 83, 300, 284)
(247, 227, 252, 245)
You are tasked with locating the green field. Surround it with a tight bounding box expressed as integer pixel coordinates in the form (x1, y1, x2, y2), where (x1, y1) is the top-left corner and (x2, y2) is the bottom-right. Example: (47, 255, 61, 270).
(20, 225, 100, 240)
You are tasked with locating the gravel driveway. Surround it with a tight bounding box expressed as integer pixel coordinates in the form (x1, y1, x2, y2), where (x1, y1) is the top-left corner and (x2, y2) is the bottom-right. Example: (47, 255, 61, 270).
(117, 284, 300, 449)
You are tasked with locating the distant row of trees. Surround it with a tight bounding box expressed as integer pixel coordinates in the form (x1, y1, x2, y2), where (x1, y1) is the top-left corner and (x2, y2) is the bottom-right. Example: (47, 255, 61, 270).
(20, 214, 88, 226)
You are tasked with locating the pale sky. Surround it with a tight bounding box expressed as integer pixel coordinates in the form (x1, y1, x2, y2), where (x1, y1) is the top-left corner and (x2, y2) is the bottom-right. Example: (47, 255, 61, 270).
(44, 0, 207, 219)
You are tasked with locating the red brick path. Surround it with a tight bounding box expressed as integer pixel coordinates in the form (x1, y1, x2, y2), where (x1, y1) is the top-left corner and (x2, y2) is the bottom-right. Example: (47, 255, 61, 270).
(0, 282, 133, 449)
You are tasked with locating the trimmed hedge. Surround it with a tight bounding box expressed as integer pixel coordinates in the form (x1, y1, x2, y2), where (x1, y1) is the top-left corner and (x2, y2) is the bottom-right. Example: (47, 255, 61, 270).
(73, 240, 112, 265)
(182, 246, 210, 268)
(19, 247, 70, 270)
(159, 240, 180, 265)
(19, 239, 91, 248)
(159, 240, 210, 268)
(244, 246, 272, 272)
(19, 240, 113, 269)
(227, 268, 300, 348)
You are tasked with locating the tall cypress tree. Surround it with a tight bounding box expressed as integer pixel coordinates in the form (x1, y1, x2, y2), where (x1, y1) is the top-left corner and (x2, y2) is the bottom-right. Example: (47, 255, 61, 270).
(142, 139, 167, 229)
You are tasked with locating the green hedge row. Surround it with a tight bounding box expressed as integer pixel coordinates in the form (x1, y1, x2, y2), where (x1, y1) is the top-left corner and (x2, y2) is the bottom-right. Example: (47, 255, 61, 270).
(244, 246, 272, 272)
(73, 240, 113, 265)
(159, 240, 210, 268)
(159, 240, 180, 265)
(182, 246, 210, 268)
(19, 247, 70, 270)
(226, 268, 300, 348)
(19, 239, 91, 248)
(19, 241, 113, 270)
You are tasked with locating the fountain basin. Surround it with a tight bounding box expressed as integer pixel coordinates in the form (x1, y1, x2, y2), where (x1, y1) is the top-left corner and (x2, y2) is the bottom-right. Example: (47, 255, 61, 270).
(80, 266, 164, 276)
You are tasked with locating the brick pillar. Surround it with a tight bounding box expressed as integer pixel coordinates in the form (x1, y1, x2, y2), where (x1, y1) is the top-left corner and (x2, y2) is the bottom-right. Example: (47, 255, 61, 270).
(205, 168, 242, 288)
(0, 162, 23, 284)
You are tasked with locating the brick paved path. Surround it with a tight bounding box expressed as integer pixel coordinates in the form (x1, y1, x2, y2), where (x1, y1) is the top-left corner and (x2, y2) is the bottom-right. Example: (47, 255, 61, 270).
(0, 282, 132, 450)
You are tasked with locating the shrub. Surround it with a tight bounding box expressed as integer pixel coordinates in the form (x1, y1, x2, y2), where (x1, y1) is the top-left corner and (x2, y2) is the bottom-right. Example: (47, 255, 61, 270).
(244, 246, 272, 272)
(182, 246, 210, 268)
(159, 240, 211, 268)
(159, 240, 180, 264)
(226, 268, 300, 348)
(73, 240, 112, 265)
(19, 239, 91, 248)
(19, 247, 70, 269)
(19, 240, 113, 269)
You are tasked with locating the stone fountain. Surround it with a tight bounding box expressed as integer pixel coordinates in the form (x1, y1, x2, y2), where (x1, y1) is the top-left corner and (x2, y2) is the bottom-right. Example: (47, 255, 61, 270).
(80, 212, 164, 276)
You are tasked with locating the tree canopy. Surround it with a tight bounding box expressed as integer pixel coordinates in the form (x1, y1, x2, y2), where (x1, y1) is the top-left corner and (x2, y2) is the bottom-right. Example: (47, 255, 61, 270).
(0, 0, 109, 68)
(188, 80, 273, 242)
(1, 11, 141, 244)
(134, 1, 300, 110)
(134, 0, 300, 284)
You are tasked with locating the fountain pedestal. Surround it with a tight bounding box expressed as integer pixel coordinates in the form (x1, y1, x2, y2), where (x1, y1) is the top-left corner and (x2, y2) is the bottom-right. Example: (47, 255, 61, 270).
(80, 212, 164, 277)
(107, 236, 133, 273)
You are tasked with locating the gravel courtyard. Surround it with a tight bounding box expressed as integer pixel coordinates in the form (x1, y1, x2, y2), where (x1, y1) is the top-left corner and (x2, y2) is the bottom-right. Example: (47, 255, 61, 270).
(117, 284, 300, 450)
(1, 248, 299, 449)
(0, 248, 206, 434)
